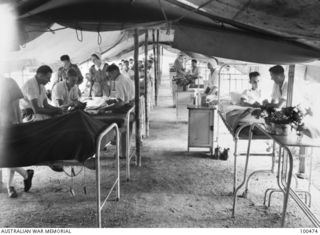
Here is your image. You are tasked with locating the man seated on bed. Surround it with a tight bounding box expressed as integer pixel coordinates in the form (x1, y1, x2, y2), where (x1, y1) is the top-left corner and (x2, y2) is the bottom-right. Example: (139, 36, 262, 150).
(20, 65, 62, 121)
(51, 68, 80, 109)
(263, 65, 288, 109)
(240, 71, 262, 107)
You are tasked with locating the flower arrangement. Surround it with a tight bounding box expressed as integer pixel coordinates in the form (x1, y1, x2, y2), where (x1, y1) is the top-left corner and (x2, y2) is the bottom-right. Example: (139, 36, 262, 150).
(173, 75, 195, 87)
(252, 106, 305, 135)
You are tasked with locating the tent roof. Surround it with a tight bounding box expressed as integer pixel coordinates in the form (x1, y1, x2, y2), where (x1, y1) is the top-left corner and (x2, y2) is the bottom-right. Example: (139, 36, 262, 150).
(12, 0, 320, 49)
(5, 0, 320, 66)
(181, 0, 320, 49)
(2, 26, 173, 72)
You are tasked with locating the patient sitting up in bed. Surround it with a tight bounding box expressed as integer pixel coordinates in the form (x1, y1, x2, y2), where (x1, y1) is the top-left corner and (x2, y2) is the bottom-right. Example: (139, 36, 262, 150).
(51, 68, 80, 109)
(240, 72, 262, 108)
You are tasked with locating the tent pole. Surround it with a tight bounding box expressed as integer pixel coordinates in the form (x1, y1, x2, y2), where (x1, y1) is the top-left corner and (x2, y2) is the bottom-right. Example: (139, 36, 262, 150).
(134, 28, 141, 167)
(161, 45, 164, 86)
(287, 64, 295, 107)
(288, 64, 305, 177)
(152, 30, 157, 106)
(155, 29, 160, 106)
(144, 30, 149, 137)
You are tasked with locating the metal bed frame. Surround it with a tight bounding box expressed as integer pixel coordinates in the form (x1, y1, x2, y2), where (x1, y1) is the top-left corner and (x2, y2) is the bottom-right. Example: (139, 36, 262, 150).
(95, 123, 120, 228)
(217, 111, 275, 202)
(125, 106, 137, 181)
(215, 63, 281, 219)
(92, 106, 136, 181)
(233, 123, 320, 227)
(0, 123, 120, 228)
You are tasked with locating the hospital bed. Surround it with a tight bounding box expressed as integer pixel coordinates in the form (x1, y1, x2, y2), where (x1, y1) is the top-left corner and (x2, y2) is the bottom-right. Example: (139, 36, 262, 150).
(217, 104, 276, 199)
(0, 110, 120, 228)
(215, 65, 317, 227)
(215, 65, 276, 217)
(88, 103, 136, 181)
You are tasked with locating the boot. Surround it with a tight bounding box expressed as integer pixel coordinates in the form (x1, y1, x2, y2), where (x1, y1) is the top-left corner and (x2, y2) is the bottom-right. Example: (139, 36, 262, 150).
(220, 148, 230, 161)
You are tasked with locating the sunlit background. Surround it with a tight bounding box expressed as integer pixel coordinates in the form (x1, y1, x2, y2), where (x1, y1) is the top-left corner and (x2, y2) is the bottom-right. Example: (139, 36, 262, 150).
(0, 3, 16, 75)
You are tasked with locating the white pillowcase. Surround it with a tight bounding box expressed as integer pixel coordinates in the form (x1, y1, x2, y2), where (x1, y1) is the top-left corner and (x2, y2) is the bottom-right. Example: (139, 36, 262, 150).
(230, 92, 242, 105)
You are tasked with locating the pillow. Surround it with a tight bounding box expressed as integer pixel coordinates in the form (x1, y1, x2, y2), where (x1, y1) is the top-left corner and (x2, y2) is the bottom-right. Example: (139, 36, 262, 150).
(230, 92, 242, 105)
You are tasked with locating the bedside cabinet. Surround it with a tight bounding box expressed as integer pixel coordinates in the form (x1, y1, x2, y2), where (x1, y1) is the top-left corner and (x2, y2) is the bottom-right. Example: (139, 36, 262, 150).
(187, 105, 215, 155)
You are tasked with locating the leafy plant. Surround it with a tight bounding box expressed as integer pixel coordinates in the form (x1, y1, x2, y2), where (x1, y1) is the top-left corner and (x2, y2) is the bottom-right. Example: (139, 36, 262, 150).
(252, 106, 305, 132)
(173, 74, 196, 87)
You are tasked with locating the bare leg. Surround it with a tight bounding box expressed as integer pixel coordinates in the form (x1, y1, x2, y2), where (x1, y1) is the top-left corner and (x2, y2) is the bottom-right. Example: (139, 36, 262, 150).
(12, 168, 28, 179)
(7, 169, 15, 188)
(7, 167, 28, 188)
(7, 168, 28, 188)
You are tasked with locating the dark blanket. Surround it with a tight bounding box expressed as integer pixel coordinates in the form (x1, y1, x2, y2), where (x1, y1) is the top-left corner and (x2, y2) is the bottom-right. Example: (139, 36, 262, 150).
(225, 108, 253, 131)
(224, 107, 267, 138)
(88, 102, 135, 127)
(0, 110, 115, 168)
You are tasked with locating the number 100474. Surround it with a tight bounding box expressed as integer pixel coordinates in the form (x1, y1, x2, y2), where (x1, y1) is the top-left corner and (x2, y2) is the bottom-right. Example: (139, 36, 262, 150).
(300, 229, 318, 234)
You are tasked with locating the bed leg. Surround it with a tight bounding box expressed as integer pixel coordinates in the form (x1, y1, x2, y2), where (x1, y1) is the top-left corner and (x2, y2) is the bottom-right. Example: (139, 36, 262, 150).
(232, 139, 238, 218)
(116, 129, 120, 200)
(233, 139, 238, 196)
(126, 122, 130, 181)
(271, 141, 276, 173)
(96, 148, 102, 228)
(232, 126, 253, 218)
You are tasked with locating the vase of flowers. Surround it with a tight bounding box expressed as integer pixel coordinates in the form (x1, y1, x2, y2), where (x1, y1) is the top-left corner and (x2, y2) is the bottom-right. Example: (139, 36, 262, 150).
(253, 106, 304, 136)
(270, 123, 292, 136)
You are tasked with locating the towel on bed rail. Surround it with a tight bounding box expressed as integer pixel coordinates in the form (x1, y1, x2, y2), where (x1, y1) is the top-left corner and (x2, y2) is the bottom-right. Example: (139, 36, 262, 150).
(0, 110, 115, 168)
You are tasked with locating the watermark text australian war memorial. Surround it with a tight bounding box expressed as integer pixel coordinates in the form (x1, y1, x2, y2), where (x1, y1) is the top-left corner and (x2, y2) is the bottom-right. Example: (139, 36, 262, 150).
(1, 229, 71, 234)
